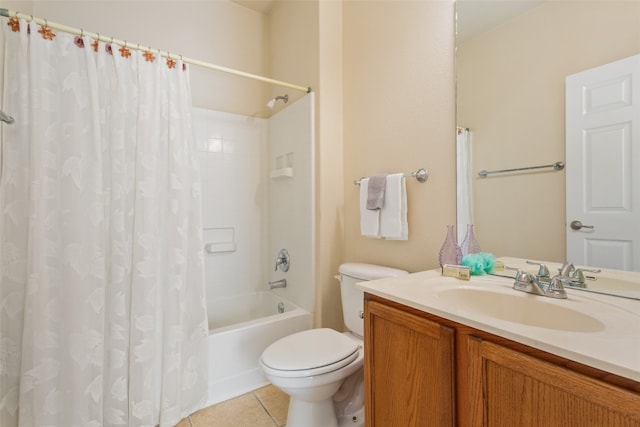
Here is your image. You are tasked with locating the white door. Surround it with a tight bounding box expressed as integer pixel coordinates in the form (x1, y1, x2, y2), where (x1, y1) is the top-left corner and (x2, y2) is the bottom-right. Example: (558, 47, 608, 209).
(566, 54, 640, 271)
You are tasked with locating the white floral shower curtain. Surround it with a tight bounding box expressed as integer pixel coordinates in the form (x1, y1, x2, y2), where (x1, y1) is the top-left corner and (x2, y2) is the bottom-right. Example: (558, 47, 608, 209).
(0, 17, 208, 427)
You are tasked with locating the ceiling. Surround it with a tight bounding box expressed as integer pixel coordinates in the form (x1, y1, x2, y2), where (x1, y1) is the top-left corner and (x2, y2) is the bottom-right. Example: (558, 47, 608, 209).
(230, 0, 545, 39)
(232, 0, 275, 14)
(456, 0, 545, 41)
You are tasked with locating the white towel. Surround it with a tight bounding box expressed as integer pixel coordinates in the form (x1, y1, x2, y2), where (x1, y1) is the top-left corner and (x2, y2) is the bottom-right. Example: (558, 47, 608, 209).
(360, 178, 381, 238)
(380, 173, 408, 240)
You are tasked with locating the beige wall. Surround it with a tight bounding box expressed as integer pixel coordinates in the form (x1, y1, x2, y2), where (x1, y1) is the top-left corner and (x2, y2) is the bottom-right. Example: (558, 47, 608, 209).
(1, 0, 458, 329)
(265, 0, 457, 327)
(268, 1, 345, 330)
(457, 1, 640, 262)
(1, 0, 33, 15)
(316, 1, 345, 330)
(343, 0, 456, 274)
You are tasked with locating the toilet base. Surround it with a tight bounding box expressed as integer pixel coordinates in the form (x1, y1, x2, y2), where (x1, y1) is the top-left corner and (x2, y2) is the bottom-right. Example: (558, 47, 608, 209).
(334, 368, 365, 427)
(287, 397, 338, 427)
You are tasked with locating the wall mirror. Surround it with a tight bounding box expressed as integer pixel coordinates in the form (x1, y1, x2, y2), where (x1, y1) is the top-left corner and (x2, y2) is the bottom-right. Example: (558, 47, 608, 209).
(455, 0, 640, 299)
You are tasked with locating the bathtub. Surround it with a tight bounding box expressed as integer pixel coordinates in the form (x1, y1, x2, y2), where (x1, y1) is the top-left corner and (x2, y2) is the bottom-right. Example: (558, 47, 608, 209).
(205, 291, 312, 406)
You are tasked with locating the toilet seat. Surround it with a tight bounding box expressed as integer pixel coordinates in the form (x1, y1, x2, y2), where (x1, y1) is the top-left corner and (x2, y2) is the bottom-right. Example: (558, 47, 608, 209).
(261, 328, 360, 378)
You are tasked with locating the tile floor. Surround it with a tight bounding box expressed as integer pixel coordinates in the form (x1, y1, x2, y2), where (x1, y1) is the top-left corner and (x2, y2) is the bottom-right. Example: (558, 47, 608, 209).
(175, 385, 289, 427)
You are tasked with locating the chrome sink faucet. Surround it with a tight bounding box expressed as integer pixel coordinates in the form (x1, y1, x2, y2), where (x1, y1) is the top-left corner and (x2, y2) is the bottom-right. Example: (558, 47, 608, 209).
(526, 260, 551, 283)
(567, 267, 601, 288)
(558, 262, 575, 276)
(513, 263, 569, 299)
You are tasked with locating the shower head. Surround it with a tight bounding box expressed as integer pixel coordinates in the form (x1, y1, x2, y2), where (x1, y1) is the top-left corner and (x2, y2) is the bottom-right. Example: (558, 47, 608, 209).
(266, 94, 289, 109)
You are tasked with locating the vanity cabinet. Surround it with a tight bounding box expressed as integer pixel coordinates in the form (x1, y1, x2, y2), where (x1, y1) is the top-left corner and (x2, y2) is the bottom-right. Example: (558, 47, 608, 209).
(364, 298, 456, 426)
(466, 336, 640, 426)
(364, 294, 640, 427)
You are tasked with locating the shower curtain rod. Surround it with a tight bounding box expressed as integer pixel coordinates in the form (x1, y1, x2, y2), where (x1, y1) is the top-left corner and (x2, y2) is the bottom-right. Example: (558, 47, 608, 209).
(0, 8, 312, 94)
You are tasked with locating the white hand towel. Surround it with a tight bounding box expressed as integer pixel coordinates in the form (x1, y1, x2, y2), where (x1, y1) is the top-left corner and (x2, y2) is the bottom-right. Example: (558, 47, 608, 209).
(360, 178, 381, 238)
(380, 173, 408, 240)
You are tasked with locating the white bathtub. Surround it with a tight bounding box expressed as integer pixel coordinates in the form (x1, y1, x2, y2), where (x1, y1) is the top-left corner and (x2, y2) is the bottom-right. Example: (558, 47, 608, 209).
(205, 292, 312, 406)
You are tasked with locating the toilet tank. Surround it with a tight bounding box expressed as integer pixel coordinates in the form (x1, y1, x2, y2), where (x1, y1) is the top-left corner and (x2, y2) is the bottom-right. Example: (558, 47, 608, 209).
(339, 263, 409, 337)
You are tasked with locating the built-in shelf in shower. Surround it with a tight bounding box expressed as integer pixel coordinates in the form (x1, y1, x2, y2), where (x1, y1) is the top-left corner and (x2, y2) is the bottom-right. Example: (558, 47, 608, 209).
(271, 152, 294, 179)
(203, 227, 236, 254)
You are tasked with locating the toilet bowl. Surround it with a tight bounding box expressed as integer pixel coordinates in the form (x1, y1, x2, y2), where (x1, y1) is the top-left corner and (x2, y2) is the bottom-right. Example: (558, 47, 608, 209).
(259, 263, 408, 427)
(260, 328, 363, 427)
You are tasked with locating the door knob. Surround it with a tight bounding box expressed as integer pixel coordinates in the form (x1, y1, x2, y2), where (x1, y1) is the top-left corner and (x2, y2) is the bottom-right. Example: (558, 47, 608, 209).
(570, 220, 594, 231)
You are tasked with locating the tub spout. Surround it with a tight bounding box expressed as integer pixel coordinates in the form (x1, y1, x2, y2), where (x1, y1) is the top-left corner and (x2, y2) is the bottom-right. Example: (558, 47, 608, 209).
(268, 279, 287, 290)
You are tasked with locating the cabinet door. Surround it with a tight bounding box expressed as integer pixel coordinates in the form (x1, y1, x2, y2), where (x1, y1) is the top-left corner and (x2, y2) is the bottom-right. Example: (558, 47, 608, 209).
(467, 336, 640, 427)
(364, 299, 455, 427)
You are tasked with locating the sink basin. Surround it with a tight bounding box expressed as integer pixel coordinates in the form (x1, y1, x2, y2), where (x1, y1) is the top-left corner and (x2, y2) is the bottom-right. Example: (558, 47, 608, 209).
(436, 287, 605, 333)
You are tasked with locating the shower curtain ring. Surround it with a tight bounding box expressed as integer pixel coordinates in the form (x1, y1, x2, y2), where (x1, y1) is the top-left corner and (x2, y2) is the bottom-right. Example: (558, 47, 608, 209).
(80, 28, 84, 37)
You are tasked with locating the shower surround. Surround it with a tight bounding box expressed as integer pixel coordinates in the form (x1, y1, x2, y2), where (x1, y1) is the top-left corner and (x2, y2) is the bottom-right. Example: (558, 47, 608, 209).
(193, 93, 315, 405)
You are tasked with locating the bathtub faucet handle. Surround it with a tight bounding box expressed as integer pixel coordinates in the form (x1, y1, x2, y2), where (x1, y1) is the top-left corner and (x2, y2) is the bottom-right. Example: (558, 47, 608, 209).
(274, 248, 290, 272)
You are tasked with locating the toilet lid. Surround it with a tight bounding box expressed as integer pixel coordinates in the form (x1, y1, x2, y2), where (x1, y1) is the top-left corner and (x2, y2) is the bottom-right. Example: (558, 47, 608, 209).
(261, 328, 359, 373)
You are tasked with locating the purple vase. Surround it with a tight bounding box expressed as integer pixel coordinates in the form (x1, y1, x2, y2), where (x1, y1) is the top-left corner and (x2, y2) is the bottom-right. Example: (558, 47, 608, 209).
(439, 225, 462, 267)
(460, 224, 481, 257)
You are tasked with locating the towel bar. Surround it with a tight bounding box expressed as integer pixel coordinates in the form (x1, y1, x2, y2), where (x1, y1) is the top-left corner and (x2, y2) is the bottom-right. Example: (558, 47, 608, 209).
(478, 161, 564, 178)
(353, 168, 428, 185)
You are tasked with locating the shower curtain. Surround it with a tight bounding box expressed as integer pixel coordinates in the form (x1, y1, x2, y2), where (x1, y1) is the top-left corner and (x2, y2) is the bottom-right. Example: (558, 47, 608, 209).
(0, 17, 208, 427)
(456, 127, 474, 243)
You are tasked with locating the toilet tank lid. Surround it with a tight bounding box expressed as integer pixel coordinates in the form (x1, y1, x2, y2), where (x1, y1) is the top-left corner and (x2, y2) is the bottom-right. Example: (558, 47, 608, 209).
(339, 263, 409, 281)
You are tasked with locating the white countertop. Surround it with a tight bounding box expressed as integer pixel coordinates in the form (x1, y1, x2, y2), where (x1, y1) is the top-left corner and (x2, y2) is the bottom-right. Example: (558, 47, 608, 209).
(357, 267, 640, 382)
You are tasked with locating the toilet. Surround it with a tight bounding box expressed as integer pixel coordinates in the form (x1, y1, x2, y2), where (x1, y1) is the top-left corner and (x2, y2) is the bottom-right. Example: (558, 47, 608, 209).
(259, 263, 409, 427)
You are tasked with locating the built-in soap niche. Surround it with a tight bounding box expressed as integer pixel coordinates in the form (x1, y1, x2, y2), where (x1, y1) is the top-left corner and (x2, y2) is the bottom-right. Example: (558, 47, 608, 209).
(203, 226, 236, 254)
(270, 151, 294, 179)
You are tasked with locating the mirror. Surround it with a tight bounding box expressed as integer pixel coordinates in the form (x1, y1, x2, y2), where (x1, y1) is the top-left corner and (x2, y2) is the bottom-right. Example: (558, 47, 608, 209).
(455, 0, 640, 298)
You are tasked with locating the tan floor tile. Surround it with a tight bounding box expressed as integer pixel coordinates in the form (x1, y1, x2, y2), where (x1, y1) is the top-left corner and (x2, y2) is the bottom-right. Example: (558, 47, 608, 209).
(174, 417, 191, 427)
(190, 393, 277, 427)
(254, 385, 290, 427)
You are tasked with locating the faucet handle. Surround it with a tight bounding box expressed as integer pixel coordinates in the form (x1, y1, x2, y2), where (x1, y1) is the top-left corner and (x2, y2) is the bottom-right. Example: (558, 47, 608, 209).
(558, 262, 575, 277)
(514, 269, 534, 282)
(547, 275, 568, 298)
(513, 269, 545, 296)
(274, 248, 290, 272)
(526, 260, 550, 278)
(571, 267, 601, 284)
(513, 269, 537, 287)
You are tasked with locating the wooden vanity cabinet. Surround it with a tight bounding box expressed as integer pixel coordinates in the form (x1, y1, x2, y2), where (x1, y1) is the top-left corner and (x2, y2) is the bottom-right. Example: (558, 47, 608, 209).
(466, 336, 640, 427)
(364, 298, 456, 426)
(364, 293, 640, 427)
